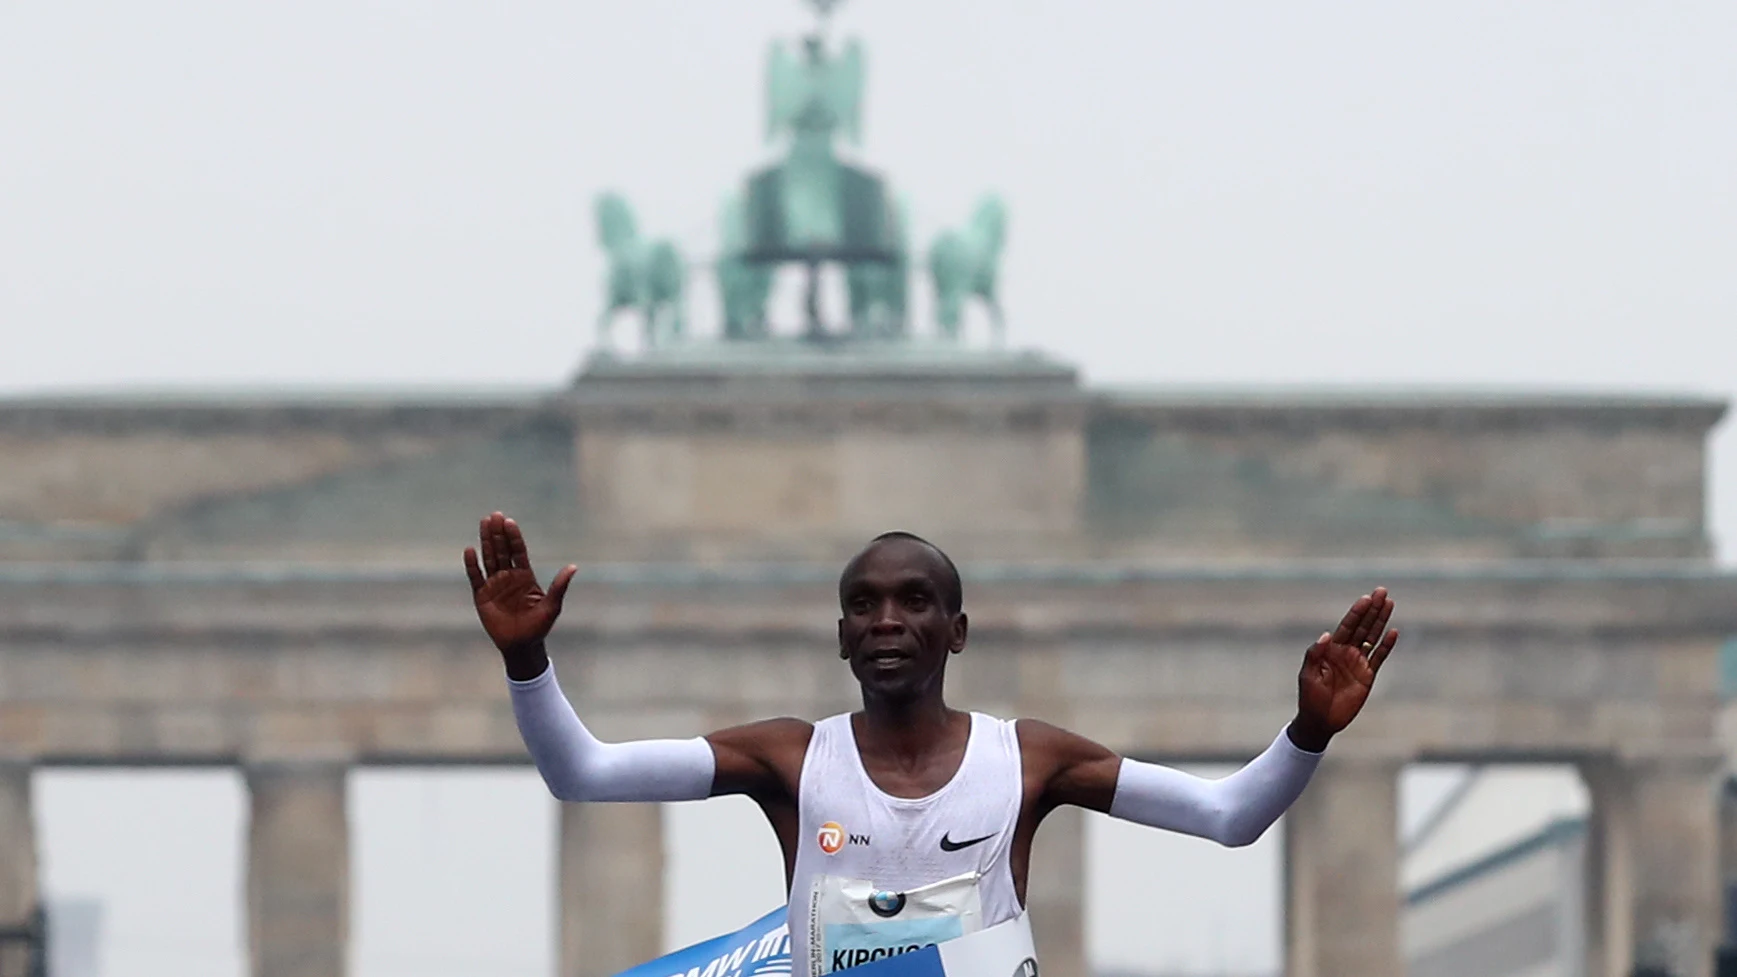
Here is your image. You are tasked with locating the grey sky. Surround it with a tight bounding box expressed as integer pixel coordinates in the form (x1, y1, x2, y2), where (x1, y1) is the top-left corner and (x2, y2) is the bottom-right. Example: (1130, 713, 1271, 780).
(6, 1, 1735, 975)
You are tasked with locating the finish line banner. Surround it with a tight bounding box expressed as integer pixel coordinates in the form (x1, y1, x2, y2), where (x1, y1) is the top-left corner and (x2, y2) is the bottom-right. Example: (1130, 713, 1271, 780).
(609, 907, 1038, 977)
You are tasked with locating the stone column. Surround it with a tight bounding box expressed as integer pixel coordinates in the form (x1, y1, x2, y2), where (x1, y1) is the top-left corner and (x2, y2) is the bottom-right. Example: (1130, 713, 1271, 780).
(1284, 757, 1404, 977)
(560, 802, 665, 977)
(1627, 755, 1723, 977)
(1027, 805, 1087, 977)
(246, 761, 350, 977)
(1718, 779, 1737, 948)
(0, 760, 37, 977)
(1582, 759, 1636, 977)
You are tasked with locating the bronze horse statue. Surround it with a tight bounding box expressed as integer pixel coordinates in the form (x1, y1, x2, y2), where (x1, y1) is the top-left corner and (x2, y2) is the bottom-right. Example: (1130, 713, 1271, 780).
(594, 192, 685, 350)
(928, 196, 1007, 343)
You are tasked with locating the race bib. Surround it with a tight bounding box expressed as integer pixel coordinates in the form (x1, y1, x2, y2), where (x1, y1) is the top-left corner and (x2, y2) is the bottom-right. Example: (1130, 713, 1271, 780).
(807, 872, 983, 976)
(606, 902, 1038, 977)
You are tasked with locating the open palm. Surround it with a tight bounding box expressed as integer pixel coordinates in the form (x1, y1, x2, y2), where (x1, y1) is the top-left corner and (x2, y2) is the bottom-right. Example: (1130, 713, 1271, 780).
(463, 511, 577, 655)
(1294, 587, 1398, 746)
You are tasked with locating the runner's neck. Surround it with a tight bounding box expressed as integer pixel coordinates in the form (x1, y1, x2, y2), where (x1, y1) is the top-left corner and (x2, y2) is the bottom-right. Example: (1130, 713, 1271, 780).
(852, 698, 969, 772)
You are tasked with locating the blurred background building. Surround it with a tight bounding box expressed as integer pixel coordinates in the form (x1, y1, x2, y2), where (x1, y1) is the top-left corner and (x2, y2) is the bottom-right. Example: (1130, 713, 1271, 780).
(1401, 766, 1591, 976)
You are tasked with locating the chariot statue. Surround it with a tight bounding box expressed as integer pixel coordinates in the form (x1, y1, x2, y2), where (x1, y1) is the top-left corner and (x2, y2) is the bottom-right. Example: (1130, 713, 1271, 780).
(592, 0, 1009, 351)
(718, 7, 910, 341)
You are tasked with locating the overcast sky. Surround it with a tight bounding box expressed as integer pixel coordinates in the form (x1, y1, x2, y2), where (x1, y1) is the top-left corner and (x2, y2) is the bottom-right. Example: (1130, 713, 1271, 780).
(6, 2, 1735, 976)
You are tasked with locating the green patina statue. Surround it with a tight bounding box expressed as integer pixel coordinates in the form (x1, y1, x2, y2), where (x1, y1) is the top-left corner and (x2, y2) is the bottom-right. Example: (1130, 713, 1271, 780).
(594, 192, 685, 350)
(717, 192, 775, 341)
(928, 196, 1008, 344)
(729, 9, 909, 341)
(763, 31, 865, 255)
(845, 193, 910, 340)
(596, 0, 1005, 350)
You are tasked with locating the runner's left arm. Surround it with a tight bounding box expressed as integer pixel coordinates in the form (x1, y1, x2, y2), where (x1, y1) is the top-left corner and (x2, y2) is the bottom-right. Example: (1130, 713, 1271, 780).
(1024, 719, 1320, 847)
(1031, 588, 1398, 847)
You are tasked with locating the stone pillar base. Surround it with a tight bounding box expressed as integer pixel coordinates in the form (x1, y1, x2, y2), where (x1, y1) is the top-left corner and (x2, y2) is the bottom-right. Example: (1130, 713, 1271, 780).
(246, 761, 350, 977)
(1585, 754, 1724, 977)
(0, 761, 37, 977)
(1630, 757, 1723, 977)
(1285, 758, 1403, 977)
(560, 802, 665, 977)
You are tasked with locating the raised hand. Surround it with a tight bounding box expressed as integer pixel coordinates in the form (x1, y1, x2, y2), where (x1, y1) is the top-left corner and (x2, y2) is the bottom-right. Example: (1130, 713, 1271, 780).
(463, 512, 577, 674)
(1289, 587, 1398, 751)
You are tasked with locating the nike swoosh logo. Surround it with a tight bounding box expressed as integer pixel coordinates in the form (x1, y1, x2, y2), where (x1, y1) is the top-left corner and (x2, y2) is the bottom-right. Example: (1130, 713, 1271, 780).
(939, 831, 994, 852)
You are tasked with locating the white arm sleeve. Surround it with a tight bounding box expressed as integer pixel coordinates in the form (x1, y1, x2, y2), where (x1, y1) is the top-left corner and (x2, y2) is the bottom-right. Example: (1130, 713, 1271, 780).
(1107, 725, 1322, 847)
(507, 664, 717, 803)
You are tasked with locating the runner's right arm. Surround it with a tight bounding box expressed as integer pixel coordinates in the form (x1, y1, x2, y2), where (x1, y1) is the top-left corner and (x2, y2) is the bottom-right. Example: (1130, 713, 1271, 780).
(468, 513, 797, 803)
(507, 655, 807, 802)
(507, 657, 716, 801)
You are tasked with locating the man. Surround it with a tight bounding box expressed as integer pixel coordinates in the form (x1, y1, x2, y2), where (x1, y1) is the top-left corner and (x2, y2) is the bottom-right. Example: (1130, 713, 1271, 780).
(464, 512, 1398, 977)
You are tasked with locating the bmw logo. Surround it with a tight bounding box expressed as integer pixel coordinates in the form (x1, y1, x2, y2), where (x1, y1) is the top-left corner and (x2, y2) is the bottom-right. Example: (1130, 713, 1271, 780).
(867, 890, 906, 918)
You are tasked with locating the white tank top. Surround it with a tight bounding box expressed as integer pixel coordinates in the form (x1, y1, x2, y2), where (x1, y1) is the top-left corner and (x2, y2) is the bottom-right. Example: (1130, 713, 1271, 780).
(788, 712, 1026, 977)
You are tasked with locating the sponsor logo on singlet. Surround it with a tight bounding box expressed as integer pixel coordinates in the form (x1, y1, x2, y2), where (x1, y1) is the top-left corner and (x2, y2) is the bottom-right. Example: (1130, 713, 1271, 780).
(817, 822, 845, 854)
(816, 821, 870, 854)
(867, 891, 906, 918)
(938, 831, 993, 852)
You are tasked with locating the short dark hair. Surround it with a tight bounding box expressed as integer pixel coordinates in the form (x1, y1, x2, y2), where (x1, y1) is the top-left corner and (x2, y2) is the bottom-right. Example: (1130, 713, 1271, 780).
(839, 531, 964, 614)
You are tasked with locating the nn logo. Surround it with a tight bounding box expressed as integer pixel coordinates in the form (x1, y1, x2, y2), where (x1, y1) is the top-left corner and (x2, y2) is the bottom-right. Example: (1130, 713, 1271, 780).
(816, 821, 870, 854)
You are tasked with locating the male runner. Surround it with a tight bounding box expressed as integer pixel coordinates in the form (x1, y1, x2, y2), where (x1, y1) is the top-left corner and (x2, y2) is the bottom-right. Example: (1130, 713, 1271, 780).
(464, 512, 1398, 977)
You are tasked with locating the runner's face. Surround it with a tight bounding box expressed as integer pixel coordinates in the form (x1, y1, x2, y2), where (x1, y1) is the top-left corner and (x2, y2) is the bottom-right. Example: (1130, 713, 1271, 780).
(837, 540, 965, 699)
